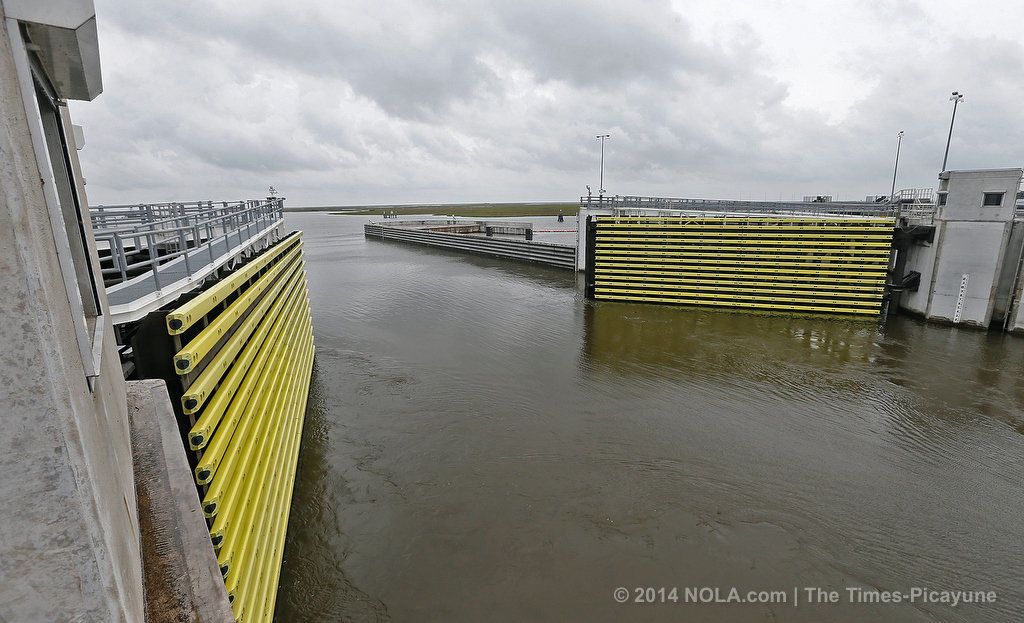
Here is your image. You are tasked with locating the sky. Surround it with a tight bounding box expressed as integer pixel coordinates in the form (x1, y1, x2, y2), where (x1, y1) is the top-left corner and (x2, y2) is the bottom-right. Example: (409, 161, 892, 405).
(70, 0, 1024, 207)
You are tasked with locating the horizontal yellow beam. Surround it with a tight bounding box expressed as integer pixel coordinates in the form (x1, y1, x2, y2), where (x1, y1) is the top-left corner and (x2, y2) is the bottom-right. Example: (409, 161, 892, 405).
(213, 301, 308, 598)
(595, 292, 881, 315)
(593, 261, 887, 278)
(194, 287, 307, 490)
(218, 327, 303, 580)
(226, 324, 312, 620)
(594, 254, 888, 270)
(595, 242, 893, 253)
(204, 296, 308, 535)
(173, 248, 302, 374)
(200, 289, 307, 494)
(181, 264, 304, 418)
(594, 267, 885, 285)
(234, 332, 312, 622)
(595, 249, 890, 262)
(594, 223, 893, 231)
(166, 233, 302, 335)
(595, 216, 895, 224)
(596, 237, 894, 247)
(594, 280, 884, 298)
(595, 286, 882, 307)
(593, 228, 897, 238)
(250, 335, 314, 623)
(186, 276, 303, 448)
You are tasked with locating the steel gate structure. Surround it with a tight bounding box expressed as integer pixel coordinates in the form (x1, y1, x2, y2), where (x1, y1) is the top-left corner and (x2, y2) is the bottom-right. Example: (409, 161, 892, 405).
(129, 229, 315, 622)
(584, 214, 896, 316)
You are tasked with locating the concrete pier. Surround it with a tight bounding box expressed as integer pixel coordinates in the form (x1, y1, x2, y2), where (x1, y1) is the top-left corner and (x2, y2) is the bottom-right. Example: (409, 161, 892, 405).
(365, 219, 576, 269)
(899, 169, 1024, 329)
(128, 380, 234, 623)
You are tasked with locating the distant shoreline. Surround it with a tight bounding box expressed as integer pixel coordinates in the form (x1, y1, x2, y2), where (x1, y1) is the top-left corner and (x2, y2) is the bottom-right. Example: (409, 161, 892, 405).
(285, 202, 578, 217)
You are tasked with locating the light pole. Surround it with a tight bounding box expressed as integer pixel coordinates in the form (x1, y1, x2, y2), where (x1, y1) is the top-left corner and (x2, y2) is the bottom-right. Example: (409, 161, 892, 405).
(942, 91, 964, 172)
(890, 130, 904, 199)
(596, 134, 610, 196)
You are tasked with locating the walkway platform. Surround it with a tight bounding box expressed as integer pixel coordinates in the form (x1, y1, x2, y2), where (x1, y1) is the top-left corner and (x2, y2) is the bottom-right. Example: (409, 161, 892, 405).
(91, 200, 284, 325)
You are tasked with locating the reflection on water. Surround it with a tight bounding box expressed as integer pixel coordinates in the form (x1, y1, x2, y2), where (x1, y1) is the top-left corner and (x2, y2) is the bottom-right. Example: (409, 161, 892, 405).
(277, 213, 1024, 623)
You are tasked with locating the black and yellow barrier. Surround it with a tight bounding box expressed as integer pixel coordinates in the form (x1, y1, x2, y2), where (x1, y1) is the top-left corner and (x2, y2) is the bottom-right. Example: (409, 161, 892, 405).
(585, 215, 895, 315)
(162, 231, 314, 622)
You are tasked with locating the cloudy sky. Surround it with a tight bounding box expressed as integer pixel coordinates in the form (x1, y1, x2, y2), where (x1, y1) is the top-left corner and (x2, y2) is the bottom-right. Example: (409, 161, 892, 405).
(71, 0, 1024, 207)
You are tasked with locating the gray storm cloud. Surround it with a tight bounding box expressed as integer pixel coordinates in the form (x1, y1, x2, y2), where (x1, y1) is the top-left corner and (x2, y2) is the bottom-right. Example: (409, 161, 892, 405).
(70, 0, 1024, 206)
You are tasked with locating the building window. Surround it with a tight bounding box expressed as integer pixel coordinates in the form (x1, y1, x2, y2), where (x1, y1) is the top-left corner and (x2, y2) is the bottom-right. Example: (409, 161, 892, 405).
(983, 192, 1004, 206)
(938, 193, 948, 206)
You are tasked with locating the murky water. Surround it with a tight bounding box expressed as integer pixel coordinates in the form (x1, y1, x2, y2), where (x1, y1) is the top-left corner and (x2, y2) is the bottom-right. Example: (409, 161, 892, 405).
(276, 213, 1024, 623)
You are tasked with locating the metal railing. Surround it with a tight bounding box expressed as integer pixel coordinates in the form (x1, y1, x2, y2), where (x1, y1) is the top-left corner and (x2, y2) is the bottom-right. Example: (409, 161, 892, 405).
(893, 188, 935, 204)
(365, 222, 575, 269)
(90, 199, 284, 290)
(579, 195, 941, 222)
(580, 195, 903, 217)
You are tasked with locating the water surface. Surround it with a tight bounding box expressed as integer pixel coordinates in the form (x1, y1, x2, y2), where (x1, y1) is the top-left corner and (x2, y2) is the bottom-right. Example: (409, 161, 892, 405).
(277, 213, 1024, 622)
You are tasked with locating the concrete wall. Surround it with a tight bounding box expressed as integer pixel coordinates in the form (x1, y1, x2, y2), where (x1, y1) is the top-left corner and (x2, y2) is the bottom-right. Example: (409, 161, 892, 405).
(128, 381, 234, 623)
(1005, 228, 1024, 333)
(895, 220, 941, 316)
(901, 168, 1023, 327)
(991, 219, 1024, 322)
(0, 7, 144, 621)
(575, 206, 613, 271)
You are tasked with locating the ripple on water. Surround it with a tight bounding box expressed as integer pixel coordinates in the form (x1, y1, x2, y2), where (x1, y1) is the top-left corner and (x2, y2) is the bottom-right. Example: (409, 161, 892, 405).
(276, 213, 1024, 623)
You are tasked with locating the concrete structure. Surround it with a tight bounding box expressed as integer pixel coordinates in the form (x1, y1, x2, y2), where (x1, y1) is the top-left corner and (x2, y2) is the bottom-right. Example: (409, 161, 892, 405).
(366, 219, 576, 269)
(899, 169, 1024, 328)
(578, 186, 1024, 332)
(575, 195, 898, 273)
(129, 381, 234, 623)
(0, 3, 143, 619)
(0, 3, 232, 621)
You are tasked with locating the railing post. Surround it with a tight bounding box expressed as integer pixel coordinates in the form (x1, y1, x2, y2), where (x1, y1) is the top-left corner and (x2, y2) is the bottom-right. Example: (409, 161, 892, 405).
(180, 229, 191, 277)
(148, 232, 161, 290)
(114, 233, 127, 282)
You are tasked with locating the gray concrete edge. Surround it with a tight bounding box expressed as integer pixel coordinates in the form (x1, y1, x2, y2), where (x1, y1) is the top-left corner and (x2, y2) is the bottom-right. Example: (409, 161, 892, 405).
(127, 379, 234, 623)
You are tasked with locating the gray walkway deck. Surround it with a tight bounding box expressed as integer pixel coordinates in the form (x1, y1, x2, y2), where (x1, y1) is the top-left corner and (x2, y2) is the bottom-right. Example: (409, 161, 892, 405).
(92, 199, 284, 325)
(104, 219, 282, 325)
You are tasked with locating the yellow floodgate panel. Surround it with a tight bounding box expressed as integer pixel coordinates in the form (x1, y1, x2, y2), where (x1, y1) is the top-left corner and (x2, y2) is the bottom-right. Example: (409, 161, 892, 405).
(587, 215, 895, 316)
(165, 233, 315, 623)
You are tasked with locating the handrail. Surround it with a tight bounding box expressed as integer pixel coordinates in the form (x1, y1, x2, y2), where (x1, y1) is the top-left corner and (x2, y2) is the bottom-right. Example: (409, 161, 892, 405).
(577, 194, 935, 220)
(90, 198, 284, 288)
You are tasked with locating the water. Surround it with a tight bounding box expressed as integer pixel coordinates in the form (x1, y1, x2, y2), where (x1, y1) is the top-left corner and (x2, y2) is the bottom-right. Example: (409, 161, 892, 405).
(276, 213, 1024, 622)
